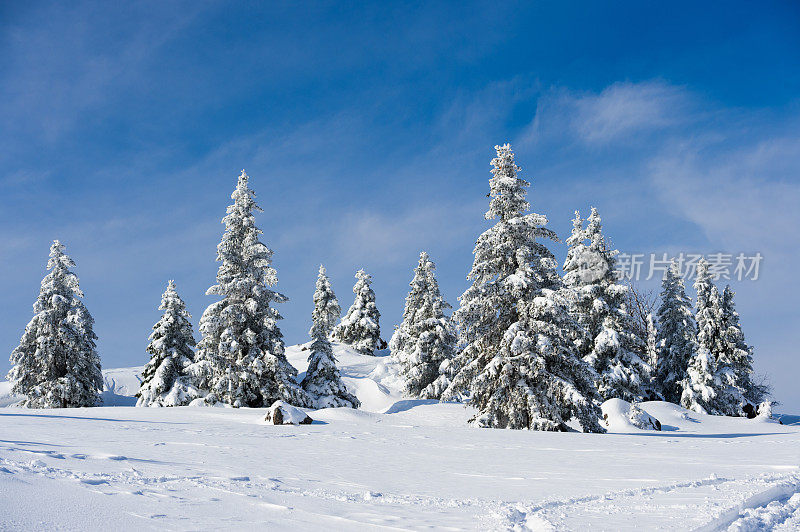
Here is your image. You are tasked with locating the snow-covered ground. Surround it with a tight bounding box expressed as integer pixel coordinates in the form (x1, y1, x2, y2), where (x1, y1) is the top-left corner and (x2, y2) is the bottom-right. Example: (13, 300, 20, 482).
(1, 343, 799, 531)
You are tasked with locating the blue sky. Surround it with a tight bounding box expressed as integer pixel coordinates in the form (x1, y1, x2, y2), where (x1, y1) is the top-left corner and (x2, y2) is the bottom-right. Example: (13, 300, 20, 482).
(2, 1, 799, 406)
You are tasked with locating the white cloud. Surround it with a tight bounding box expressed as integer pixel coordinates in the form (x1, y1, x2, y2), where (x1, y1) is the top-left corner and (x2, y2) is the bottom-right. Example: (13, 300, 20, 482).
(573, 81, 692, 143)
(519, 80, 695, 148)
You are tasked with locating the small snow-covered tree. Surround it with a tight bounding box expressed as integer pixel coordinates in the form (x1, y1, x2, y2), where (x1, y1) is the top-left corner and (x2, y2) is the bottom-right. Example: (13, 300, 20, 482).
(389, 251, 456, 398)
(654, 261, 697, 403)
(310, 265, 341, 338)
(562, 208, 649, 402)
(624, 280, 658, 348)
(332, 269, 382, 355)
(442, 144, 604, 432)
(191, 170, 308, 408)
(643, 313, 660, 399)
(301, 266, 360, 409)
(137, 280, 199, 407)
(680, 346, 721, 415)
(681, 260, 742, 415)
(645, 313, 658, 370)
(720, 285, 768, 407)
(8, 241, 102, 408)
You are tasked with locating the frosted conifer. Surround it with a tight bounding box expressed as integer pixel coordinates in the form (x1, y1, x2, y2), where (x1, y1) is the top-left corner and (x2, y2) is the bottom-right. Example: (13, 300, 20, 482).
(301, 266, 359, 408)
(645, 314, 658, 372)
(311, 265, 340, 338)
(720, 285, 768, 407)
(654, 261, 697, 403)
(443, 144, 604, 432)
(389, 252, 456, 399)
(643, 313, 660, 399)
(681, 260, 742, 415)
(8, 241, 102, 408)
(332, 270, 382, 355)
(137, 281, 199, 407)
(563, 208, 649, 402)
(191, 170, 308, 407)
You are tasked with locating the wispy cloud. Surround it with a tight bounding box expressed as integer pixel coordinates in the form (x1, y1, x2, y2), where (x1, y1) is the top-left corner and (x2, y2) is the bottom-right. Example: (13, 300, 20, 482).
(649, 137, 800, 256)
(571, 81, 694, 144)
(520, 81, 697, 150)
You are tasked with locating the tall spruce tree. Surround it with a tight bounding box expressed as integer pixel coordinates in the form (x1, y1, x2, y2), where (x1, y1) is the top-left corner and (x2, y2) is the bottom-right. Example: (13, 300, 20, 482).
(332, 269, 382, 355)
(720, 285, 768, 407)
(191, 170, 308, 408)
(137, 280, 198, 407)
(562, 208, 649, 402)
(301, 266, 360, 408)
(681, 260, 743, 415)
(8, 241, 103, 408)
(442, 144, 604, 432)
(389, 252, 456, 399)
(654, 261, 697, 403)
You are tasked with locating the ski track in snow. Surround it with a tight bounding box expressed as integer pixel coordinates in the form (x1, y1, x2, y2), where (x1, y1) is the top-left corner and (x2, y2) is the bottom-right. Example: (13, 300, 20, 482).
(1, 344, 799, 531)
(499, 473, 800, 531)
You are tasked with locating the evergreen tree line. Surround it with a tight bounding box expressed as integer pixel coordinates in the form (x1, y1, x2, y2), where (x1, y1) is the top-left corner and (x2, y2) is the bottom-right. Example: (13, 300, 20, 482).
(7, 151, 768, 431)
(7, 171, 376, 410)
(389, 144, 768, 430)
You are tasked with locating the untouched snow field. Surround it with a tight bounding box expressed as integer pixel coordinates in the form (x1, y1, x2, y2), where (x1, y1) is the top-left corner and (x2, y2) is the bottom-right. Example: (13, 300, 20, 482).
(1, 344, 799, 531)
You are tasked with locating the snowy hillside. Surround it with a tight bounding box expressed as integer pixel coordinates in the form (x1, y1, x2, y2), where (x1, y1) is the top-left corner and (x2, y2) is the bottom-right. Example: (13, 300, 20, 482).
(1, 343, 799, 530)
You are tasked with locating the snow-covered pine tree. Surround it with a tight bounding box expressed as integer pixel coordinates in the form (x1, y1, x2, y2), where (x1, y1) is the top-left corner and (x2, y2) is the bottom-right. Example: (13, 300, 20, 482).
(137, 280, 199, 407)
(720, 285, 768, 407)
(301, 266, 360, 409)
(310, 265, 341, 338)
(562, 208, 649, 402)
(332, 269, 382, 355)
(654, 261, 697, 403)
(681, 259, 743, 415)
(191, 170, 308, 408)
(389, 251, 456, 399)
(680, 344, 720, 415)
(442, 144, 604, 432)
(644, 313, 660, 399)
(8, 241, 103, 408)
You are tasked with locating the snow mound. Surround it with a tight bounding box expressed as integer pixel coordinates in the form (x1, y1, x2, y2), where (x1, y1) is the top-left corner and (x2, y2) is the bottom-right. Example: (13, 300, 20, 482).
(102, 367, 143, 396)
(311, 407, 384, 424)
(0, 380, 22, 407)
(101, 366, 143, 406)
(383, 399, 440, 414)
(286, 341, 401, 412)
(264, 400, 312, 425)
(602, 398, 662, 431)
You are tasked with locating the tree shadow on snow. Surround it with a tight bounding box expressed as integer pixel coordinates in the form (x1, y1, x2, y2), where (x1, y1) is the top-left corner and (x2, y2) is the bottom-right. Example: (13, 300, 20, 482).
(0, 412, 189, 425)
(0, 439, 62, 447)
(100, 392, 138, 407)
(382, 399, 440, 414)
(777, 414, 800, 426)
